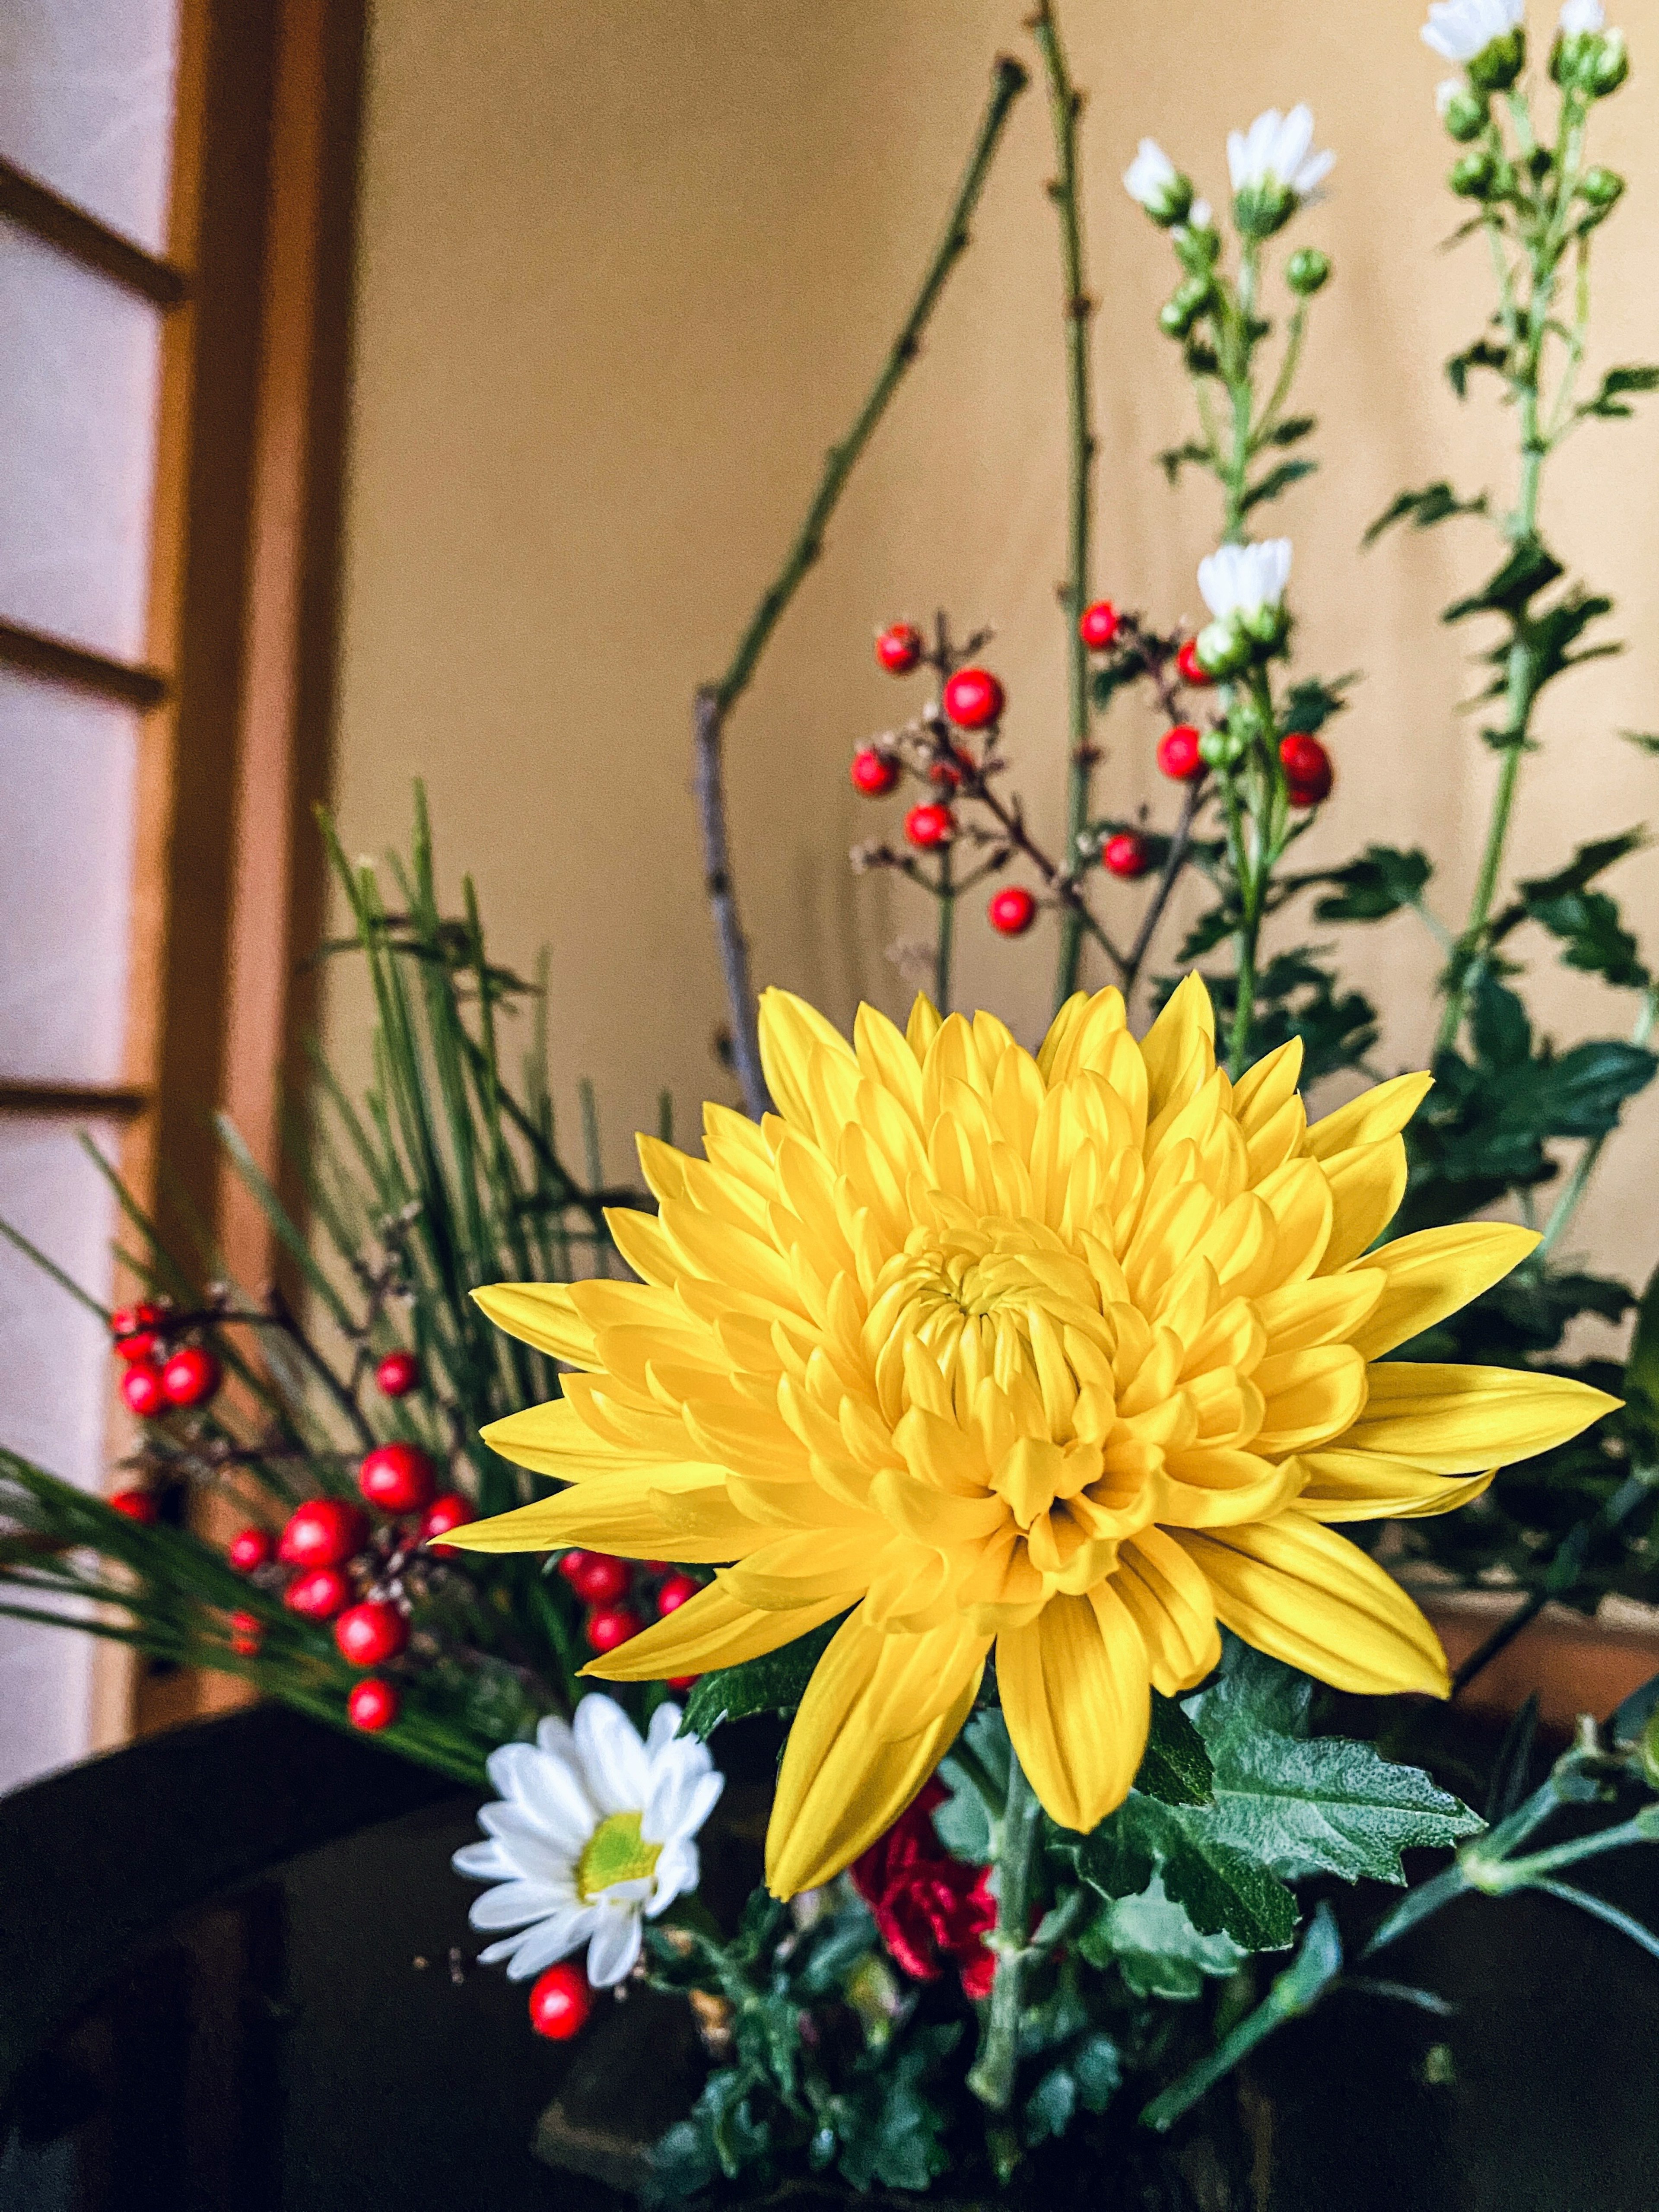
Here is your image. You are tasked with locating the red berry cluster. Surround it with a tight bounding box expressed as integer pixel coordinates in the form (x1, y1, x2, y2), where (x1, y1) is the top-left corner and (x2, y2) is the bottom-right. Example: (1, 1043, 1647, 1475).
(556, 1551, 702, 1684)
(110, 1303, 223, 1429)
(225, 1433, 478, 1735)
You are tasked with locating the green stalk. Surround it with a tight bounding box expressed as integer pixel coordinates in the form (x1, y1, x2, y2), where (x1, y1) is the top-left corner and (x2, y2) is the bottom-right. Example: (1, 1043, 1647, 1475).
(935, 846, 957, 1016)
(1030, 3, 1098, 1011)
(1221, 246, 1260, 543)
(966, 1752, 1043, 2113)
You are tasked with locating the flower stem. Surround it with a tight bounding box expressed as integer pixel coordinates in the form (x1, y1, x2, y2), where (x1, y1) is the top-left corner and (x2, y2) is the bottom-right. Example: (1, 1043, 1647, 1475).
(966, 1750, 1044, 2113)
(693, 54, 1029, 1116)
(935, 846, 956, 1015)
(1028, 2, 1098, 1012)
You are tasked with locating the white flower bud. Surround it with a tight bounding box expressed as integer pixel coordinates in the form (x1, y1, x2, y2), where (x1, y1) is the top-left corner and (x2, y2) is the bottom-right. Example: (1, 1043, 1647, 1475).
(1122, 138, 1194, 226)
(1421, 0, 1525, 63)
(1558, 0, 1605, 32)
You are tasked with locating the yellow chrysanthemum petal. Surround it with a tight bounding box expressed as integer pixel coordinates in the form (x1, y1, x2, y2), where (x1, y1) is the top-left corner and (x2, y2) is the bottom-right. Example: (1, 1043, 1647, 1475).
(1345, 1222, 1540, 1361)
(584, 1582, 851, 1682)
(459, 977, 1611, 1893)
(766, 1612, 987, 1894)
(1176, 1516, 1449, 1696)
(1296, 1448, 1494, 1523)
(1343, 1362, 1621, 1473)
(998, 1586, 1151, 1832)
(471, 1282, 594, 1363)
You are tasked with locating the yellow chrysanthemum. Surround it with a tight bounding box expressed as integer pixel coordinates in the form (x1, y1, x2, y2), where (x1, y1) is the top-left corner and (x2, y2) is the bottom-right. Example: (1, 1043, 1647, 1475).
(446, 977, 1616, 1897)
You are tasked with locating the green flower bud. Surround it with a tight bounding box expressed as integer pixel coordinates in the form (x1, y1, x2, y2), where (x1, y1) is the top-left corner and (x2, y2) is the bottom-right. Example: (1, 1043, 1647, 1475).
(1233, 181, 1297, 242)
(1438, 83, 1490, 141)
(1468, 26, 1526, 92)
(1198, 722, 1248, 770)
(1243, 601, 1290, 652)
(1195, 620, 1250, 679)
(1174, 221, 1222, 273)
(1578, 165, 1625, 220)
(1593, 27, 1630, 93)
(1158, 274, 1214, 340)
(1450, 147, 1498, 199)
(1285, 247, 1331, 297)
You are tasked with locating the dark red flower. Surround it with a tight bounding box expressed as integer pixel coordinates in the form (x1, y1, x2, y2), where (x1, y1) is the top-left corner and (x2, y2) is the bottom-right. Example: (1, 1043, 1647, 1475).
(850, 1780, 997, 2000)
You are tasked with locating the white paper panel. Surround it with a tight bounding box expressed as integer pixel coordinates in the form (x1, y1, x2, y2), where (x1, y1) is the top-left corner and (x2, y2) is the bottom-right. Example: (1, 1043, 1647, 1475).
(0, 216, 164, 659)
(0, 667, 139, 1086)
(0, 0, 180, 253)
(0, 1117, 121, 1792)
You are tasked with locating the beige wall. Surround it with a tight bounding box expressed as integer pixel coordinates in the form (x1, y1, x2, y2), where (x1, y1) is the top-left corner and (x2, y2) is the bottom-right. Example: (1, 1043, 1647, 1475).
(330, 0, 1659, 1297)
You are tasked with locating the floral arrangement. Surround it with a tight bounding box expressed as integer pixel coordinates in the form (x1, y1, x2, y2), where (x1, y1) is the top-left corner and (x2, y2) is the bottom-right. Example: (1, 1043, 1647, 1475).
(5, 0, 1659, 2203)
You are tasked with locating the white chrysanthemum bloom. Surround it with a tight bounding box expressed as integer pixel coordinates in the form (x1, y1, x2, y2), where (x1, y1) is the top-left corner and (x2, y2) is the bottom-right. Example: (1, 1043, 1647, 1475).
(453, 1694, 723, 1986)
(1558, 0, 1604, 30)
(1198, 539, 1294, 622)
(1225, 105, 1335, 201)
(1422, 0, 1525, 62)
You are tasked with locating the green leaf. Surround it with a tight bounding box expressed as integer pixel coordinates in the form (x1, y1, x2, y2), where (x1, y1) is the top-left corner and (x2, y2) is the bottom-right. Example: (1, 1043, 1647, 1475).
(1136, 1688, 1215, 1806)
(1075, 1794, 1298, 1952)
(1471, 973, 1532, 1069)
(1079, 1872, 1246, 2000)
(1262, 413, 1316, 449)
(678, 1615, 844, 1738)
(1311, 844, 1433, 923)
(1623, 1258, 1659, 1465)
(1577, 362, 1659, 420)
(1364, 480, 1488, 546)
(1156, 439, 1214, 486)
(1443, 538, 1563, 623)
(1620, 730, 1659, 756)
(1241, 457, 1317, 513)
(934, 1706, 1011, 1860)
(1179, 1644, 1485, 1883)
(1446, 337, 1511, 398)
(1280, 673, 1358, 736)
(1022, 2064, 1077, 2146)
(1513, 829, 1648, 908)
(1525, 888, 1648, 989)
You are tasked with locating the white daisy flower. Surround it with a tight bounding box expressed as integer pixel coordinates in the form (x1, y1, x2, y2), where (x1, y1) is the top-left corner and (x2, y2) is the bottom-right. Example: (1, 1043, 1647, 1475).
(1225, 105, 1335, 203)
(1558, 0, 1604, 29)
(453, 1693, 723, 1988)
(1198, 539, 1294, 622)
(1122, 137, 1192, 225)
(1421, 0, 1525, 63)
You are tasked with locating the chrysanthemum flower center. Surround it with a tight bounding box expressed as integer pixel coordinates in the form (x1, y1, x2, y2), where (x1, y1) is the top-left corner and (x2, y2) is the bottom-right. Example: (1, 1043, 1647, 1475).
(576, 1810, 661, 1901)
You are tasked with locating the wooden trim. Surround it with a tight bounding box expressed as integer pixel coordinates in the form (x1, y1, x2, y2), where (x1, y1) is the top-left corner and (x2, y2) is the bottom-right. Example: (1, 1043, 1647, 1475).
(0, 1083, 149, 1121)
(0, 620, 168, 709)
(0, 156, 190, 307)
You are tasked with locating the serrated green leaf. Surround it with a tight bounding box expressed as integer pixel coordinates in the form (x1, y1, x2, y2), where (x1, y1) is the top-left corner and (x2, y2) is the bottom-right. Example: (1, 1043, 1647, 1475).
(1363, 480, 1488, 546)
(1262, 413, 1316, 449)
(1444, 537, 1564, 623)
(1023, 2064, 1077, 2146)
(1178, 1645, 1484, 1883)
(1311, 844, 1433, 923)
(678, 1615, 844, 1738)
(1156, 439, 1214, 486)
(1241, 457, 1317, 513)
(934, 1706, 1011, 1860)
(1578, 362, 1659, 419)
(1623, 1259, 1659, 1463)
(1136, 1688, 1215, 1806)
(1446, 337, 1511, 398)
(1280, 672, 1357, 736)
(1076, 1793, 1297, 1952)
(1526, 888, 1648, 989)
(1081, 1871, 1247, 1999)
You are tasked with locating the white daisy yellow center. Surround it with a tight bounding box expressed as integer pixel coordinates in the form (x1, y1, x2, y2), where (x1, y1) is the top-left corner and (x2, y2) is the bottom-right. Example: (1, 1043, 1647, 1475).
(577, 1810, 661, 1901)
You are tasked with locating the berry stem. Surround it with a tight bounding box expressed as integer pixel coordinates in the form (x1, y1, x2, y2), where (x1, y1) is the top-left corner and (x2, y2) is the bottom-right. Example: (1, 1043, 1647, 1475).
(934, 846, 956, 1016)
(1028, 2, 1099, 1012)
(691, 57, 1030, 1117)
(966, 1749, 1043, 2114)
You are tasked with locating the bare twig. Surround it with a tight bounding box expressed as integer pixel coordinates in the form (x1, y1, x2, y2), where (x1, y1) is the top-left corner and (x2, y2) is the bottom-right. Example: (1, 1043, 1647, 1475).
(693, 55, 1030, 1116)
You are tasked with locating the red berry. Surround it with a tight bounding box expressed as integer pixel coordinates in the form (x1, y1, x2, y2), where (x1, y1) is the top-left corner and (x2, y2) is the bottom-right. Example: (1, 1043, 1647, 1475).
(556, 1549, 592, 1584)
(1102, 832, 1151, 880)
(286, 1567, 351, 1620)
(358, 1441, 436, 1515)
(875, 621, 925, 674)
(1176, 638, 1214, 687)
(335, 1599, 409, 1668)
(229, 1526, 274, 1572)
(279, 1498, 369, 1570)
(657, 1574, 700, 1616)
(375, 1351, 421, 1398)
(572, 1553, 632, 1606)
(904, 802, 955, 850)
(849, 747, 900, 798)
(348, 1677, 400, 1732)
(229, 1609, 262, 1657)
(987, 886, 1037, 938)
(109, 1487, 159, 1526)
(586, 1605, 643, 1653)
(1157, 725, 1204, 782)
(1079, 600, 1119, 651)
(1280, 732, 1333, 806)
(421, 1492, 477, 1551)
(160, 1345, 221, 1410)
(120, 1362, 168, 1418)
(114, 1330, 161, 1365)
(528, 1963, 591, 2041)
(942, 667, 1004, 731)
(668, 1674, 700, 1692)
(110, 1302, 164, 1341)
